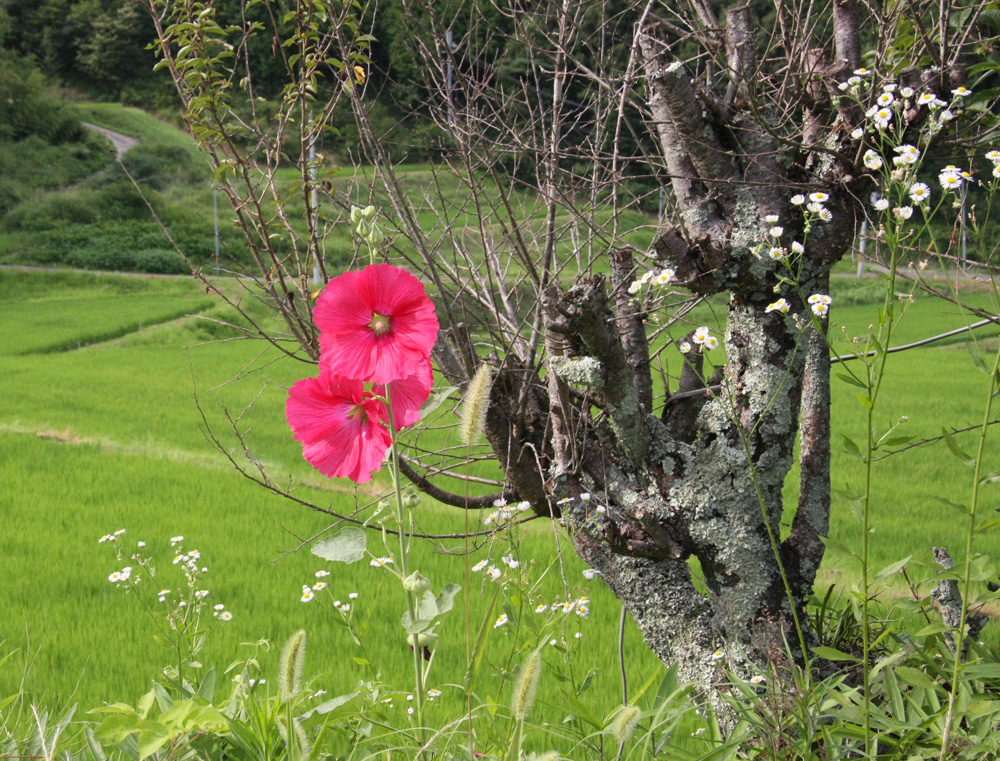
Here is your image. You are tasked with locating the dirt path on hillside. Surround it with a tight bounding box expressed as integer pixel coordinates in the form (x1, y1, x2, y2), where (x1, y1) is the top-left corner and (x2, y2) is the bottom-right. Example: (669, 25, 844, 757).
(81, 122, 140, 157)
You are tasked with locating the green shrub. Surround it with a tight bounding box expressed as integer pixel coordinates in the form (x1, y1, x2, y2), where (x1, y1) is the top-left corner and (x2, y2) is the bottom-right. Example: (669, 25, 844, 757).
(0, 56, 84, 144)
(120, 145, 206, 190)
(64, 246, 187, 274)
(1, 191, 102, 231)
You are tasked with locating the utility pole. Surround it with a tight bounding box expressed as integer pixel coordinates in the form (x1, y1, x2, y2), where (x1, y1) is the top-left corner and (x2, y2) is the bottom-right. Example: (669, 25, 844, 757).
(309, 120, 321, 285)
(213, 185, 220, 274)
(444, 30, 456, 131)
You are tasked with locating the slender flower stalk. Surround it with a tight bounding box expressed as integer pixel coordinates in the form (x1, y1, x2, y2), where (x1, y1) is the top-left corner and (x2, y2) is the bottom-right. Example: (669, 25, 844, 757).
(940, 343, 1000, 759)
(385, 387, 426, 754)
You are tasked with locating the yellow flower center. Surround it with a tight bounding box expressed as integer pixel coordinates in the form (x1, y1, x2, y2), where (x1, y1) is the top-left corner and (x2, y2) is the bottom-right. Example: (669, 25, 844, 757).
(368, 312, 391, 336)
(347, 404, 368, 424)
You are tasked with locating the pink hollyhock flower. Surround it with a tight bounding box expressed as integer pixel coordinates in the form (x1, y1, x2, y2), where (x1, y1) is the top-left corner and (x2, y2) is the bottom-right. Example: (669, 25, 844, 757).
(315, 264, 439, 384)
(373, 357, 434, 430)
(285, 369, 391, 483)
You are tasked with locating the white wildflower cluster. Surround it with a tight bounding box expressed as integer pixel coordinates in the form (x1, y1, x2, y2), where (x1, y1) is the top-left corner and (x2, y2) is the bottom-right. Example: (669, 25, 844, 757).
(369, 555, 394, 568)
(765, 298, 790, 315)
(808, 294, 832, 317)
(985, 150, 1000, 181)
(627, 267, 676, 296)
(752, 207, 819, 266)
(839, 67, 966, 137)
(482, 497, 531, 527)
(532, 595, 592, 619)
(552, 491, 608, 517)
(108, 566, 132, 584)
(804, 192, 833, 223)
(103, 531, 232, 623)
(299, 567, 358, 608)
(850, 76, 984, 225)
(692, 325, 720, 351)
(471, 552, 521, 582)
(938, 165, 967, 192)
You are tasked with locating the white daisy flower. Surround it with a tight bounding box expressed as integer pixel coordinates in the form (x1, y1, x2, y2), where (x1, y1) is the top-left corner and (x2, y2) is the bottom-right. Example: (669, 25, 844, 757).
(908, 182, 931, 204)
(765, 298, 790, 314)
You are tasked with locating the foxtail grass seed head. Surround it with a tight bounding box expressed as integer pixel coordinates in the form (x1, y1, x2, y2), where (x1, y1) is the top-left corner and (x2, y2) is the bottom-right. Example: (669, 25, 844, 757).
(526, 754, 560, 761)
(609, 704, 641, 745)
(277, 715, 311, 758)
(512, 649, 542, 720)
(459, 365, 492, 445)
(278, 629, 307, 700)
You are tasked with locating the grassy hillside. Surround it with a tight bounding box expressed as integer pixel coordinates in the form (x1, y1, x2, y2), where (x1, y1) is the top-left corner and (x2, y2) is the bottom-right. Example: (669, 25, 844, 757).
(0, 105, 247, 274)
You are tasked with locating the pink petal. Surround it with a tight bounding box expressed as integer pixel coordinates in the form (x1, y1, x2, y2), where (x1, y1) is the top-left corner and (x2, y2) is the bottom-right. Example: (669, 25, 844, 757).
(373, 357, 434, 430)
(285, 369, 391, 484)
(314, 264, 439, 383)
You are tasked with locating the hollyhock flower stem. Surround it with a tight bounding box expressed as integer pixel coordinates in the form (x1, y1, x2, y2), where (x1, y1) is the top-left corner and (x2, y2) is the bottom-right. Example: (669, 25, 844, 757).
(386, 386, 427, 750)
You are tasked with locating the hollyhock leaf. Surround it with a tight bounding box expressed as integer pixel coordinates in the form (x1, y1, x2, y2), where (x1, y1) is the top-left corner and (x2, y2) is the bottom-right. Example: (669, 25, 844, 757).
(315, 264, 439, 384)
(312, 527, 367, 564)
(285, 368, 391, 483)
(419, 387, 456, 419)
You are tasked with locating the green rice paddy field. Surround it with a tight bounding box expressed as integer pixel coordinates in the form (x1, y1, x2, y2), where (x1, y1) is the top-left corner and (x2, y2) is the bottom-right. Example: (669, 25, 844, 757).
(1, 265, 999, 722)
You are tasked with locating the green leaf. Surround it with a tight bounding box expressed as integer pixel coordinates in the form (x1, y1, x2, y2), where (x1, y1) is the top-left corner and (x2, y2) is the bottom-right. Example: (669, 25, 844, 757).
(463, 585, 500, 696)
(941, 428, 975, 466)
(301, 691, 360, 721)
(419, 387, 456, 419)
(915, 622, 951, 637)
(975, 518, 1000, 533)
(137, 728, 170, 761)
(931, 495, 970, 515)
(963, 664, 1000, 680)
(820, 535, 861, 561)
(137, 689, 156, 719)
(435, 583, 461, 616)
(558, 690, 603, 729)
(655, 661, 680, 704)
(402, 590, 444, 632)
(969, 344, 989, 374)
(873, 556, 912, 583)
(880, 435, 915, 448)
(884, 668, 905, 722)
(896, 665, 942, 691)
(577, 667, 597, 696)
(856, 392, 874, 410)
(841, 435, 864, 460)
(836, 372, 867, 389)
(811, 646, 861, 662)
(197, 667, 216, 702)
(312, 527, 367, 564)
(979, 470, 1000, 485)
(353, 657, 369, 666)
(85, 727, 108, 761)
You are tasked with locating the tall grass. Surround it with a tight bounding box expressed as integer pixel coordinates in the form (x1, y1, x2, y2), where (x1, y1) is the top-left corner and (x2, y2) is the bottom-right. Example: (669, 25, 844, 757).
(2, 267, 998, 727)
(0, 272, 659, 716)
